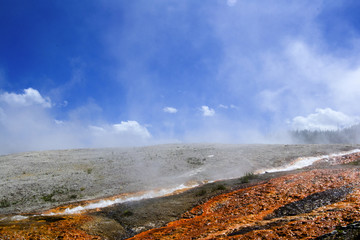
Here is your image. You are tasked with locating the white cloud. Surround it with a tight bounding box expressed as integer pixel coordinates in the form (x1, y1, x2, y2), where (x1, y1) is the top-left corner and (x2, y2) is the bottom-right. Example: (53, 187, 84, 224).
(0, 88, 51, 108)
(0, 88, 153, 154)
(87, 121, 151, 148)
(290, 108, 360, 131)
(219, 104, 228, 109)
(163, 107, 178, 113)
(227, 0, 238, 7)
(201, 106, 215, 117)
(113, 121, 151, 139)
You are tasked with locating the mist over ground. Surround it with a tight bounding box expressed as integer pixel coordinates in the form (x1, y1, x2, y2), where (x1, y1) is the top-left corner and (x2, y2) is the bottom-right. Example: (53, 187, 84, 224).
(1, 144, 357, 214)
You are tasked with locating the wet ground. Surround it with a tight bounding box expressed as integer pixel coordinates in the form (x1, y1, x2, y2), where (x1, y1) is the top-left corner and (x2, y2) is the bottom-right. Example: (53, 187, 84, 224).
(130, 152, 360, 239)
(1, 144, 356, 215)
(1, 144, 360, 239)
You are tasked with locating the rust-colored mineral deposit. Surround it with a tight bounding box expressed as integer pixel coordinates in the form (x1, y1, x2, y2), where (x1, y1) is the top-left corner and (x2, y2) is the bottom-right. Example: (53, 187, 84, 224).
(131, 168, 360, 239)
(1, 152, 360, 239)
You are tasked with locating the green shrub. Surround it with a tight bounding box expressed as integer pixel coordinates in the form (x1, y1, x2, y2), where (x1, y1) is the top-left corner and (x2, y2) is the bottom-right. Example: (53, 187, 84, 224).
(196, 189, 207, 196)
(186, 157, 205, 166)
(122, 210, 134, 217)
(0, 199, 10, 208)
(69, 194, 77, 199)
(42, 193, 55, 202)
(212, 184, 226, 192)
(347, 160, 360, 166)
(240, 172, 256, 183)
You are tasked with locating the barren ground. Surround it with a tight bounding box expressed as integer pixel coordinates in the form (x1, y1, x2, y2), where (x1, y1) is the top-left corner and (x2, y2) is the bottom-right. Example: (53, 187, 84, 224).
(1, 144, 360, 239)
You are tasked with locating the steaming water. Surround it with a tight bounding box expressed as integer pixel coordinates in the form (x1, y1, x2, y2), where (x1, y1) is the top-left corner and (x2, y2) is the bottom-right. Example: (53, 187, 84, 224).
(45, 148, 360, 215)
(256, 149, 360, 174)
(49, 182, 202, 215)
(1, 144, 360, 218)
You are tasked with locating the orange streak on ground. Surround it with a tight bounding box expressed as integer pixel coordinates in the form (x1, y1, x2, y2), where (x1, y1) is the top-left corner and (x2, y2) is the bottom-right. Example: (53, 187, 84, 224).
(42, 180, 203, 215)
(0, 181, 204, 239)
(0, 214, 101, 240)
(130, 168, 360, 239)
(1, 153, 360, 239)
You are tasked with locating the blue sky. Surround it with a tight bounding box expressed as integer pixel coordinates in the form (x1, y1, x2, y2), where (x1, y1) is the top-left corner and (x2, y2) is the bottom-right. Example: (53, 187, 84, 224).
(1, 0, 360, 153)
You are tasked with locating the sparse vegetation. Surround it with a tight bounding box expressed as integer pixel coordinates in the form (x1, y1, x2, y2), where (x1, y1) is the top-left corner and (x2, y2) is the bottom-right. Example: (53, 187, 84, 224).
(69, 194, 77, 199)
(240, 172, 256, 184)
(122, 210, 134, 217)
(212, 184, 227, 192)
(42, 193, 55, 202)
(41, 187, 73, 202)
(186, 157, 206, 166)
(347, 160, 360, 166)
(87, 168, 93, 174)
(0, 199, 11, 208)
(196, 189, 207, 196)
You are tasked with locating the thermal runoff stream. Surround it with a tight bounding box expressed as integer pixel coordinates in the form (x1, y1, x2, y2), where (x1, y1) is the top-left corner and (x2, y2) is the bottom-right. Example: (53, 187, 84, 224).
(1, 146, 359, 220)
(44, 148, 360, 216)
(2, 144, 360, 240)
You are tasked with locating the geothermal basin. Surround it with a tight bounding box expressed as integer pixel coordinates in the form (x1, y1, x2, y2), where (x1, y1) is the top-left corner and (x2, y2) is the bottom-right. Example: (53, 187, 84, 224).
(1, 144, 359, 216)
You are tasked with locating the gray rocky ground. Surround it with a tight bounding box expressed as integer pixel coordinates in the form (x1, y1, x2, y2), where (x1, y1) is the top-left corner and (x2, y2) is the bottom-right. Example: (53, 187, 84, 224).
(1, 144, 359, 215)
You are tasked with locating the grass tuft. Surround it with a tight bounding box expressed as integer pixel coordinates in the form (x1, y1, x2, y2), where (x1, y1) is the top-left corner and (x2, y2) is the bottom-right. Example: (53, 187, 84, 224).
(0, 199, 10, 208)
(122, 210, 134, 217)
(240, 172, 257, 184)
(42, 193, 55, 202)
(212, 184, 227, 192)
(196, 189, 207, 196)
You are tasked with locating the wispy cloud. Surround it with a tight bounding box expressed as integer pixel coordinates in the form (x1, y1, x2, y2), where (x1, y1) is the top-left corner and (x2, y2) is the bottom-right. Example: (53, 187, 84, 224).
(226, 0, 238, 7)
(208, 1, 360, 134)
(163, 107, 178, 113)
(257, 40, 360, 118)
(218, 104, 238, 110)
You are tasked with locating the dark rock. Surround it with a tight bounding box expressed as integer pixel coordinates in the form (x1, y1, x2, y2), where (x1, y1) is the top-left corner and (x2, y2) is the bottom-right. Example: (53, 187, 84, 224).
(315, 221, 360, 240)
(265, 186, 353, 220)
